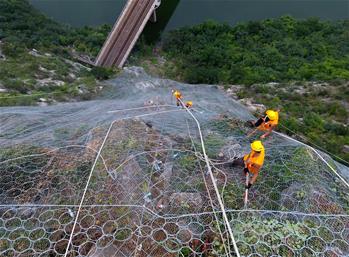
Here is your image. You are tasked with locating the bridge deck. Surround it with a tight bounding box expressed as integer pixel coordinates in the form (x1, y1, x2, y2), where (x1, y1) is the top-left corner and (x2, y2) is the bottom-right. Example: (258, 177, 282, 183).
(95, 0, 157, 68)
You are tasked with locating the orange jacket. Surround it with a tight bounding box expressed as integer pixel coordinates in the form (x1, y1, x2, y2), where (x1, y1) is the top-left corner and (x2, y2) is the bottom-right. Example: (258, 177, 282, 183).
(243, 150, 265, 174)
(258, 113, 279, 132)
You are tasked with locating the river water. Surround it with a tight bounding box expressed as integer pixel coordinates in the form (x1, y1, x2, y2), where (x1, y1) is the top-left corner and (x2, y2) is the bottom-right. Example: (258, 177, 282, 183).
(30, 0, 349, 30)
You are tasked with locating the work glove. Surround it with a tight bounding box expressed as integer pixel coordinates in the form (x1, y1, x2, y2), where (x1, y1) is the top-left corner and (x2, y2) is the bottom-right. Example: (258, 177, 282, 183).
(245, 183, 252, 189)
(243, 167, 249, 175)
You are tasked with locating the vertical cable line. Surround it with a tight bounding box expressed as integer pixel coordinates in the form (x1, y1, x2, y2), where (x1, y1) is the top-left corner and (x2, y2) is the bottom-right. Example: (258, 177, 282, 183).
(63, 109, 182, 256)
(185, 118, 232, 257)
(179, 99, 241, 257)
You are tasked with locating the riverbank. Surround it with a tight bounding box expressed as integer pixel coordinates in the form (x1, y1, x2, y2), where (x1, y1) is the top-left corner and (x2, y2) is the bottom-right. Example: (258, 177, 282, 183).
(0, 0, 115, 106)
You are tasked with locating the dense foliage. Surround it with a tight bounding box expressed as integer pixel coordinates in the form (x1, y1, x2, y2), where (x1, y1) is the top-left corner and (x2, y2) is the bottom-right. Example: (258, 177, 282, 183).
(0, 0, 111, 56)
(163, 18, 349, 84)
(237, 81, 349, 163)
(1, 0, 348, 163)
(162, 18, 349, 163)
(0, 0, 113, 105)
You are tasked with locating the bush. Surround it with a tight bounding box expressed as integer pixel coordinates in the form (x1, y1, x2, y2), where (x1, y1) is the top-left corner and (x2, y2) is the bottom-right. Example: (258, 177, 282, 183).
(2, 41, 25, 57)
(163, 17, 349, 84)
(91, 67, 115, 80)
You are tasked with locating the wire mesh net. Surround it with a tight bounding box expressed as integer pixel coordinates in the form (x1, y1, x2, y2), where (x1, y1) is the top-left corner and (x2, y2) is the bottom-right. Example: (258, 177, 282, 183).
(0, 67, 348, 256)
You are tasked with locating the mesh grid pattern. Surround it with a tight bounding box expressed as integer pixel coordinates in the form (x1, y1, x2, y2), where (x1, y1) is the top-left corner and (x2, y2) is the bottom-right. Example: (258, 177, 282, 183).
(0, 67, 348, 256)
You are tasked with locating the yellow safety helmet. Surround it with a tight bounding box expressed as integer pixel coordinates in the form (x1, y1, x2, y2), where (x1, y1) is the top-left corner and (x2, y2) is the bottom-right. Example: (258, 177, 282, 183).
(251, 140, 264, 152)
(173, 90, 181, 98)
(186, 101, 193, 107)
(266, 110, 278, 121)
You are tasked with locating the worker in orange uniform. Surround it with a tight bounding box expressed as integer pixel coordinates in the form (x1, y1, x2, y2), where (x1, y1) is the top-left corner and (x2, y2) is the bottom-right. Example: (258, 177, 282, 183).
(172, 89, 182, 106)
(243, 140, 265, 189)
(232, 140, 265, 189)
(185, 101, 193, 108)
(249, 109, 279, 139)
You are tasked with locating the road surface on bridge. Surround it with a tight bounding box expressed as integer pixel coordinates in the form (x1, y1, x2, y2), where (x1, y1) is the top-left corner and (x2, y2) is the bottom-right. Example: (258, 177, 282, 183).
(95, 0, 159, 68)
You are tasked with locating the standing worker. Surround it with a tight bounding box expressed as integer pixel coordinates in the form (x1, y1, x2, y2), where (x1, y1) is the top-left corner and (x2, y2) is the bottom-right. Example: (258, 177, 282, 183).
(232, 140, 265, 189)
(248, 109, 279, 139)
(243, 140, 265, 189)
(172, 89, 182, 107)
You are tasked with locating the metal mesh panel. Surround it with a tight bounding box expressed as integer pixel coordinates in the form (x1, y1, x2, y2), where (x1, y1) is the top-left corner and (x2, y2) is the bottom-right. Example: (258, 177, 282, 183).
(0, 67, 348, 256)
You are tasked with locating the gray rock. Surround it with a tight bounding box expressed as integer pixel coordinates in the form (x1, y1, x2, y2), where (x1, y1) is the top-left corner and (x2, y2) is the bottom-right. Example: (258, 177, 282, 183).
(239, 98, 266, 113)
(343, 145, 349, 153)
(36, 78, 65, 87)
(64, 59, 91, 72)
(169, 192, 202, 209)
(0, 82, 8, 92)
(37, 102, 48, 107)
(159, 162, 174, 190)
(68, 73, 76, 80)
(29, 49, 41, 57)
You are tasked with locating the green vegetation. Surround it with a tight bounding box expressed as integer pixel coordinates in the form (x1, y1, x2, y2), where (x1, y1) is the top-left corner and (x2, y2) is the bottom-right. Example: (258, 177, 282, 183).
(237, 81, 349, 162)
(202, 134, 225, 158)
(0, 0, 115, 105)
(0, 0, 110, 56)
(178, 154, 197, 171)
(208, 117, 246, 137)
(163, 17, 349, 84)
(222, 145, 349, 212)
(229, 216, 316, 256)
(161, 18, 349, 162)
(0, 144, 43, 161)
(1, 1, 348, 164)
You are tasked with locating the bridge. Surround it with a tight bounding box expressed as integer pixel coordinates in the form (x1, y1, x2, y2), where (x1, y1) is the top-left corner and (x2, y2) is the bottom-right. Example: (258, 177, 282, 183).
(95, 0, 161, 68)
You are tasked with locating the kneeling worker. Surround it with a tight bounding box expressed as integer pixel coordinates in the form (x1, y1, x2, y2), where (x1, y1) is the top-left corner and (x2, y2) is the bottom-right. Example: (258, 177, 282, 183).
(250, 109, 279, 139)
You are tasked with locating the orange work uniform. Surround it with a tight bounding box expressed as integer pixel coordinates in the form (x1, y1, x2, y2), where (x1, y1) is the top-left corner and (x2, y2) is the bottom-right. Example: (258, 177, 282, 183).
(243, 150, 265, 174)
(258, 112, 279, 132)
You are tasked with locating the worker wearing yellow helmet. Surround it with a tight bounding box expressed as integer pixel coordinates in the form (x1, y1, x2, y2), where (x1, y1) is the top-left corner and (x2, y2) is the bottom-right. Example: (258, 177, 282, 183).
(185, 101, 193, 108)
(243, 140, 265, 189)
(250, 109, 279, 139)
(172, 89, 182, 106)
(231, 140, 265, 189)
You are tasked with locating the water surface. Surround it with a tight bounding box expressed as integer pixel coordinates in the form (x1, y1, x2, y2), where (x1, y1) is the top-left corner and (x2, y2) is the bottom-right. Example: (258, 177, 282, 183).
(30, 0, 349, 29)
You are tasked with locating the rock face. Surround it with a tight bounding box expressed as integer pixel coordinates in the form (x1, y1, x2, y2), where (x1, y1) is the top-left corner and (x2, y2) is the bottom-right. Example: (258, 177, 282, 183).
(343, 145, 349, 153)
(225, 85, 243, 98)
(169, 193, 202, 209)
(159, 162, 174, 190)
(0, 46, 6, 60)
(1, 66, 349, 257)
(35, 78, 65, 87)
(29, 48, 41, 57)
(117, 157, 144, 203)
(64, 58, 91, 72)
(280, 182, 344, 214)
(239, 98, 266, 114)
(0, 83, 8, 93)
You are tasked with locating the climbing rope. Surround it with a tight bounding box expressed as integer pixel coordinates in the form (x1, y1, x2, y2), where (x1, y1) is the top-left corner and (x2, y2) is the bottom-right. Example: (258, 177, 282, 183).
(63, 109, 183, 256)
(179, 98, 241, 257)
